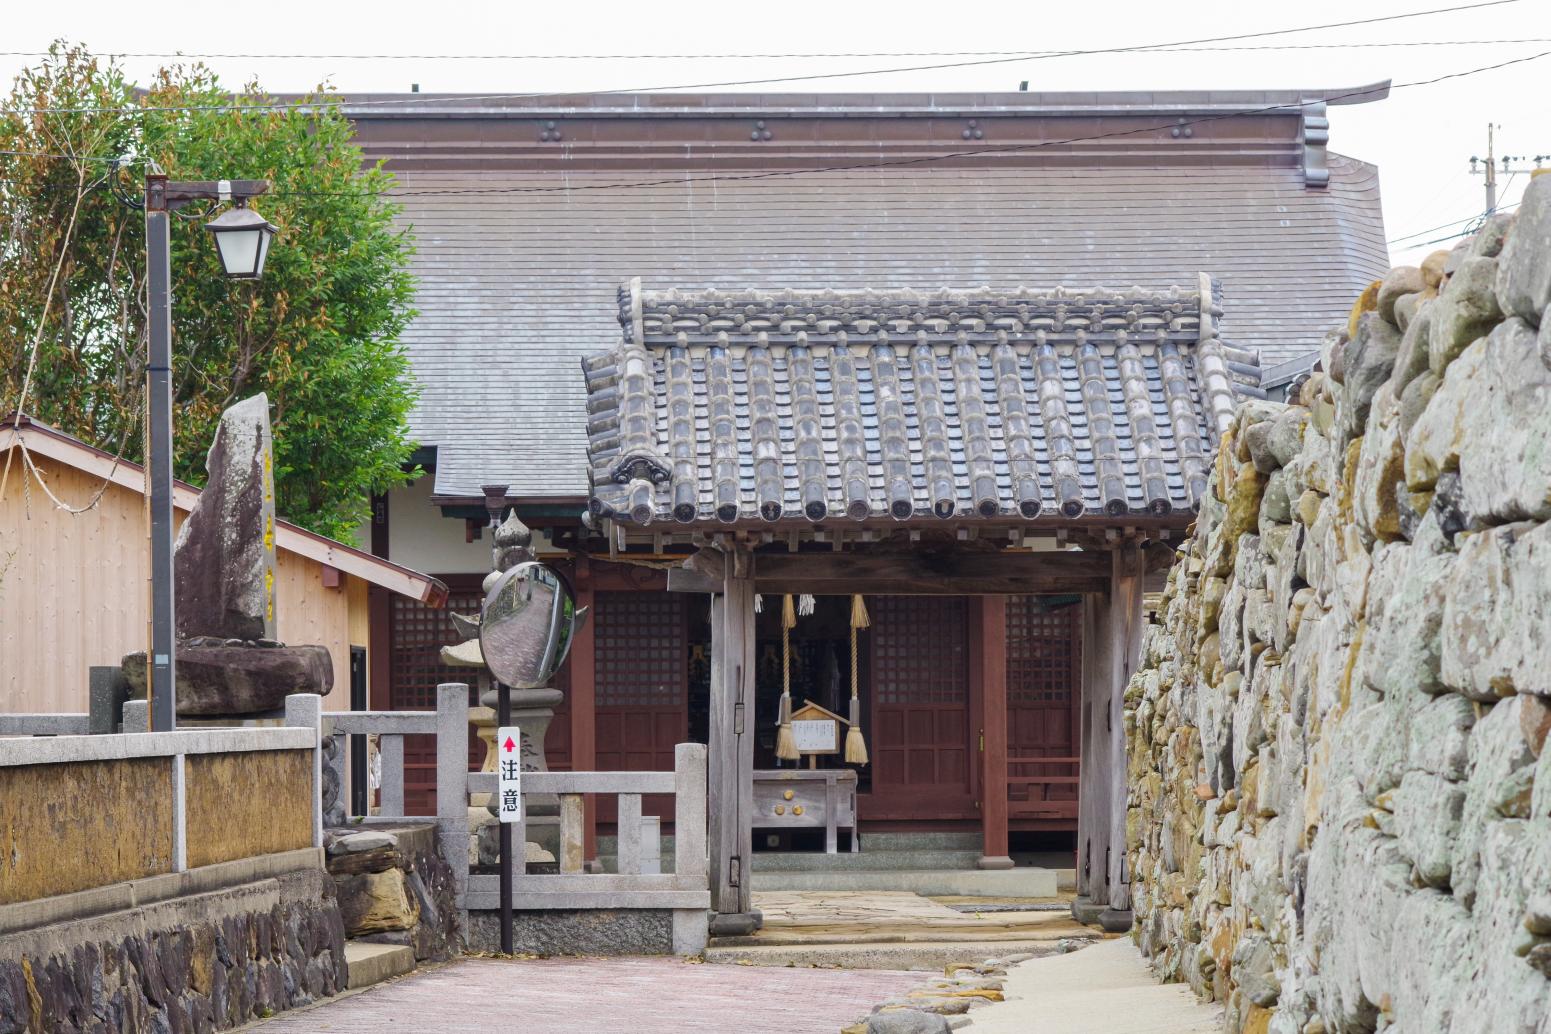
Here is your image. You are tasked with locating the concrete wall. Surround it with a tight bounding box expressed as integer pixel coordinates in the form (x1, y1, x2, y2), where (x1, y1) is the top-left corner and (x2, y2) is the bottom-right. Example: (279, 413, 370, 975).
(1127, 176, 1551, 1033)
(0, 757, 175, 904)
(0, 453, 364, 712)
(1, 738, 314, 906)
(185, 751, 313, 869)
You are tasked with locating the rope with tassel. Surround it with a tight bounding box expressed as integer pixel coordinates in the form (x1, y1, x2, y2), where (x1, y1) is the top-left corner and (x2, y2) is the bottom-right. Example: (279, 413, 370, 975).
(774, 593, 800, 761)
(846, 594, 870, 765)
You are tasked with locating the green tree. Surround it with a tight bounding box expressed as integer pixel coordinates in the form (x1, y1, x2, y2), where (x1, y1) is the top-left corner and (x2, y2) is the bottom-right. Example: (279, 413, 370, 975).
(0, 44, 418, 539)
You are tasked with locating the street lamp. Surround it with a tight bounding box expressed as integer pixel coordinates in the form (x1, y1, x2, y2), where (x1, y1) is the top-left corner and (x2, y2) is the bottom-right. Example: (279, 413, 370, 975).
(205, 204, 277, 280)
(143, 173, 273, 731)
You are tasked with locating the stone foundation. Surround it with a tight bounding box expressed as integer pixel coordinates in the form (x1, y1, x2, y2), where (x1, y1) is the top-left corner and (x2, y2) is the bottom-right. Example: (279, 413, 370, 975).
(1127, 177, 1551, 1032)
(0, 866, 345, 1034)
(325, 824, 462, 963)
(466, 909, 673, 955)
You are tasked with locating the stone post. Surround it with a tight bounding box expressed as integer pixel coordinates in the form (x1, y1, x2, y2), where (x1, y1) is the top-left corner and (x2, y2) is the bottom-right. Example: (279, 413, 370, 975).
(480, 684, 563, 862)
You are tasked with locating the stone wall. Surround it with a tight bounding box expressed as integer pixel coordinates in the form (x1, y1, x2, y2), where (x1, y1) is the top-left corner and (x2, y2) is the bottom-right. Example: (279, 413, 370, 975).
(326, 825, 462, 963)
(0, 867, 346, 1034)
(1127, 174, 1551, 1034)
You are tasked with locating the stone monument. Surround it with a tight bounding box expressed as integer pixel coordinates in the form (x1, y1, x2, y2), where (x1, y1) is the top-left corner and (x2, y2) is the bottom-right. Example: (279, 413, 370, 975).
(122, 394, 331, 715)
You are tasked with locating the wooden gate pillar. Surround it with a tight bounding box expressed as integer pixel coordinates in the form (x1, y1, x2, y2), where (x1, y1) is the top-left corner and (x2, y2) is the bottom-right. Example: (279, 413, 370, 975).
(1073, 543, 1145, 929)
(571, 557, 599, 867)
(706, 547, 760, 935)
(970, 596, 1013, 870)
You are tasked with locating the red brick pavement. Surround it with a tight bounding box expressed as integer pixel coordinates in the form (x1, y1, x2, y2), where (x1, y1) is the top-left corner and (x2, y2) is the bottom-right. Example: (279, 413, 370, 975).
(254, 957, 923, 1034)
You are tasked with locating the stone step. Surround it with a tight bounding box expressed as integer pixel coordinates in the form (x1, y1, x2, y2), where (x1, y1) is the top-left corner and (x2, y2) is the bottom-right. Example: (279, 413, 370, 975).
(703, 938, 1090, 972)
(750, 868, 1060, 897)
(851, 832, 984, 853)
(594, 830, 986, 855)
(344, 942, 415, 991)
(749, 849, 986, 872)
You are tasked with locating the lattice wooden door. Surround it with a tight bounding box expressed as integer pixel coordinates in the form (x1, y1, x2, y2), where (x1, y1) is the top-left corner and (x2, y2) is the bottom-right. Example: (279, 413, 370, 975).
(1005, 597, 1081, 824)
(594, 591, 687, 821)
(387, 577, 573, 815)
(866, 596, 976, 821)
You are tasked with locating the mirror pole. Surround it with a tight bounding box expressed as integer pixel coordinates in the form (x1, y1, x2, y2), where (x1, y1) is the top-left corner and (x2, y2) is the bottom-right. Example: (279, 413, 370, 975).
(497, 677, 514, 954)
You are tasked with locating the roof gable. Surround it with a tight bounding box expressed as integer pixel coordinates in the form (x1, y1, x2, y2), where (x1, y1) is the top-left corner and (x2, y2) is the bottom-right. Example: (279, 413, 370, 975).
(0, 418, 446, 605)
(584, 277, 1249, 531)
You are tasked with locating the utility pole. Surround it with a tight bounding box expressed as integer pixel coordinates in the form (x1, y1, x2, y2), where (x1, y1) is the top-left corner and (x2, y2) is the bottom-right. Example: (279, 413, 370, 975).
(144, 175, 177, 733)
(1477, 123, 1498, 213)
(1470, 123, 1548, 217)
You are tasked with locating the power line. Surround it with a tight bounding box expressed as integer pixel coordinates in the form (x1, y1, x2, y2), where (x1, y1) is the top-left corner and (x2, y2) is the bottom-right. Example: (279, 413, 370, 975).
(1387, 199, 1522, 244)
(261, 48, 1551, 200)
(7, 49, 1542, 201)
(2, 36, 1547, 62)
(1392, 200, 1522, 248)
(0, 0, 1529, 116)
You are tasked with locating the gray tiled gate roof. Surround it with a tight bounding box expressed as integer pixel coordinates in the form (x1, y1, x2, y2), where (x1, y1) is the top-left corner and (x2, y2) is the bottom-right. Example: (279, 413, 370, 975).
(583, 278, 1242, 528)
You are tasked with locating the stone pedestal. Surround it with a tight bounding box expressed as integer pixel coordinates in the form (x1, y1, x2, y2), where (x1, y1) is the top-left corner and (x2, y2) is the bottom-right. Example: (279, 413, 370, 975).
(1070, 895, 1105, 926)
(482, 685, 564, 861)
(1097, 908, 1134, 933)
(469, 704, 496, 808)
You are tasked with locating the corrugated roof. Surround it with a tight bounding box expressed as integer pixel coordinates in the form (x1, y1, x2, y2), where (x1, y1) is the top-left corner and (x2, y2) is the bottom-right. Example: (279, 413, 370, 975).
(354, 90, 1387, 500)
(582, 279, 1242, 528)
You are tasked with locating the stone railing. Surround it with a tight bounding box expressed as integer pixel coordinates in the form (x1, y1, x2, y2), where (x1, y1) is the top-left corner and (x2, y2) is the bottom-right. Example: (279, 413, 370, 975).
(322, 708, 440, 824)
(0, 713, 90, 736)
(1127, 176, 1551, 1032)
(297, 685, 711, 955)
(0, 694, 323, 907)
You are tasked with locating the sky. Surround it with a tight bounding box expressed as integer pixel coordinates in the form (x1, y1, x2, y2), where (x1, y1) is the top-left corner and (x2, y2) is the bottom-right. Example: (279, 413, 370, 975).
(4, 0, 1549, 267)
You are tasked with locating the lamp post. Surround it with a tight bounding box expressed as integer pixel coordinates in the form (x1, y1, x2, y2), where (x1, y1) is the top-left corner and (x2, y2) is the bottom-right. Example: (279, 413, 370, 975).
(143, 173, 276, 732)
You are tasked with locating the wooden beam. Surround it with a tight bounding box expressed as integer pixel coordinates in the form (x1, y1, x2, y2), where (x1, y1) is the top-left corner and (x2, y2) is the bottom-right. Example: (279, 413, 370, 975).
(1076, 593, 1103, 903)
(972, 596, 1012, 869)
(571, 559, 599, 866)
(749, 550, 1108, 596)
(1106, 544, 1146, 916)
(706, 549, 758, 931)
(1073, 543, 1145, 916)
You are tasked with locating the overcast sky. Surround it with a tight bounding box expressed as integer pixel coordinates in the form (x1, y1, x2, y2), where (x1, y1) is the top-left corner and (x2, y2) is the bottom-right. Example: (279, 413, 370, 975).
(5, 0, 1549, 267)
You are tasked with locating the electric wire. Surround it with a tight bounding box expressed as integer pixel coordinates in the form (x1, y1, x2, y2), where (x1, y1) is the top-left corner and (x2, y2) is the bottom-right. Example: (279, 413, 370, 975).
(2, 36, 1547, 62)
(260, 48, 1551, 200)
(0, 0, 1531, 116)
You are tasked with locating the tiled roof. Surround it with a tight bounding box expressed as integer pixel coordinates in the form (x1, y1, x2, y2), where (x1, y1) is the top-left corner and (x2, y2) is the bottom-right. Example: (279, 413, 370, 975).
(348, 90, 1389, 500)
(582, 278, 1245, 528)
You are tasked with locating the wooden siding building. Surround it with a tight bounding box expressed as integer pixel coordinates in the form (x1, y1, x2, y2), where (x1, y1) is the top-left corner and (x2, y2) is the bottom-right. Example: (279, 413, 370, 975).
(0, 416, 446, 713)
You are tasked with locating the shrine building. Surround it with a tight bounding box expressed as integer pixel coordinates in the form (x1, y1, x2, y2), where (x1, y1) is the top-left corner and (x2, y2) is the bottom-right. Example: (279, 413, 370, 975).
(339, 86, 1388, 904)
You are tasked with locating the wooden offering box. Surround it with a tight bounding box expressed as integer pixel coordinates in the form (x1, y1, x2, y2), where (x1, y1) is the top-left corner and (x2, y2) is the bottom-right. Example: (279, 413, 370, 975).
(751, 769, 859, 854)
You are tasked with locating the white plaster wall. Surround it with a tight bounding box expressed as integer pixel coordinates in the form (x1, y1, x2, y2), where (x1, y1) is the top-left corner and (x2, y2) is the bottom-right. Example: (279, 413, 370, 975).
(385, 477, 556, 575)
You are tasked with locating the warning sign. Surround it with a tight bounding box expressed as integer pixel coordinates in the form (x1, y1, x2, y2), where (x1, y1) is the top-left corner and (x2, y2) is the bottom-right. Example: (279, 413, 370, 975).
(497, 726, 523, 823)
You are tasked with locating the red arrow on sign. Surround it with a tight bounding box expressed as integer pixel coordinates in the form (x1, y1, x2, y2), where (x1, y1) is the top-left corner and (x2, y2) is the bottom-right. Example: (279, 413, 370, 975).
(503, 737, 516, 752)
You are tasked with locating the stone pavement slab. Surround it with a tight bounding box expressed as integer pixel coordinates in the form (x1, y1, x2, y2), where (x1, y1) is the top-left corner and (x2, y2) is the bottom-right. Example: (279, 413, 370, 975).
(964, 936, 1224, 1034)
(746, 890, 1090, 943)
(249, 955, 922, 1033)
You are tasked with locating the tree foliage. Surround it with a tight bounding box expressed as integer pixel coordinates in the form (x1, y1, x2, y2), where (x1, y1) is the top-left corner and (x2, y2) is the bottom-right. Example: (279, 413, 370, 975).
(0, 45, 418, 539)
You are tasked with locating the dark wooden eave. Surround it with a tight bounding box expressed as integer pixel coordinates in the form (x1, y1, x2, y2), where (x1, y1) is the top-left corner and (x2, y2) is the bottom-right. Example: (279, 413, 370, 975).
(666, 547, 1113, 597)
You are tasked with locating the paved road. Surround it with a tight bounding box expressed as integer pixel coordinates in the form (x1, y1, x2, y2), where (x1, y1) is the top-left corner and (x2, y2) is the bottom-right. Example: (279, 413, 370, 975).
(965, 937, 1223, 1034)
(252, 956, 921, 1034)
